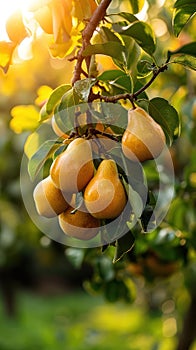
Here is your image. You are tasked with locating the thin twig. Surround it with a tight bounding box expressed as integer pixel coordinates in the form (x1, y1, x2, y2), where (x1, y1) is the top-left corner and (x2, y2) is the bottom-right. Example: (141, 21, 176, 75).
(91, 64, 168, 103)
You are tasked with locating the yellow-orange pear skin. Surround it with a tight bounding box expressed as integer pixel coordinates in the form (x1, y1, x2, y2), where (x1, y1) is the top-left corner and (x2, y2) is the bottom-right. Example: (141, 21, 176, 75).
(58, 206, 100, 240)
(122, 107, 166, 162)
(84, 159, 127, 219)
(33, 176, 70, 218)
(50, 138, 94, 193)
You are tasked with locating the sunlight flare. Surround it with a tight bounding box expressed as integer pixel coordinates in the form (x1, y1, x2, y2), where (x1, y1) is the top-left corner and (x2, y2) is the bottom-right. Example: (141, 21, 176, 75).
(0, 0, 33, 40)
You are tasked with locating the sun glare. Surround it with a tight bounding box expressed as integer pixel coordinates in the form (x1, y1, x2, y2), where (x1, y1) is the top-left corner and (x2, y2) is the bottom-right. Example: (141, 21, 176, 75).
(0, 0, 33, 40)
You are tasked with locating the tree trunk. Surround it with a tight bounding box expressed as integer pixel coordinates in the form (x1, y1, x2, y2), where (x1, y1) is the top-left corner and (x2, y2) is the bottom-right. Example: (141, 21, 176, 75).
(0, 269, 16, 317)
(1, 282, 16, 317)
(176, 294, 196, 350)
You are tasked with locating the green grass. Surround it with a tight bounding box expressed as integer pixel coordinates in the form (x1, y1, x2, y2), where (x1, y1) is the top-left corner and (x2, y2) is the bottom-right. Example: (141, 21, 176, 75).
(0, 290, 195, 350)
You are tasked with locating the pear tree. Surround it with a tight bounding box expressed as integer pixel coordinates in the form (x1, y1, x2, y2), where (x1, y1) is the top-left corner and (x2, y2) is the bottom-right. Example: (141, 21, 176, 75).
(1, 0, 196, 349)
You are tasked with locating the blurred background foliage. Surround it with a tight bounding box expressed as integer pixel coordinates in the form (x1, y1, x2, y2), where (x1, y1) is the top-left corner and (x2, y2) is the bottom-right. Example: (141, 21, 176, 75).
(0, 0, 196, 349)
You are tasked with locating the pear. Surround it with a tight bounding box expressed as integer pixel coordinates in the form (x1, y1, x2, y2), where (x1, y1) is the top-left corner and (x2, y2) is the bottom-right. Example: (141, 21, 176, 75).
(50, 137, 94, 193)
(122, 107, 166, 162)
(33, 175, 70, 218)
(84, 159, 127, 219)
(58, 206, 100, 240)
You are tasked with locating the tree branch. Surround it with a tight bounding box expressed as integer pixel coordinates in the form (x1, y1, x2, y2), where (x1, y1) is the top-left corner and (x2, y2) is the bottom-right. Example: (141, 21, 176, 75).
(92, 64, 168, 103)
(72, 0, 112, 85)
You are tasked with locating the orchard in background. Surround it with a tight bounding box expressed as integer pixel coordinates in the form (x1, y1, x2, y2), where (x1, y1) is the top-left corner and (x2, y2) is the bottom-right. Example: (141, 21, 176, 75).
(0, 1, 196, 349)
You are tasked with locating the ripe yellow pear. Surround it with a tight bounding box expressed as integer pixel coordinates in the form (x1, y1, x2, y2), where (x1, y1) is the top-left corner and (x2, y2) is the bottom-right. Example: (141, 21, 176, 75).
(50, 138, 94, 193)
(122, 107, 166, 162)
(84, 159, 127, 219)
(58, 206, 100, 240)
(33, 176, 70, 218)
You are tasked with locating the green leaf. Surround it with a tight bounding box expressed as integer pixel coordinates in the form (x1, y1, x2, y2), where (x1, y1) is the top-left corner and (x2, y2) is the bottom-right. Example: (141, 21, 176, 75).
(133, 81, 149, 100)
(148, 97, 180, 145)
(66, 248, 85, 269)
(119, 21, 156, 56)
(121, 155, 147, 217)
(24, 123, 55, 159)
(174, 0, 196, 8)
(112, 12, 138, 23)
(55, 102, 88, 136)
(96, 256, 115, 282)
(168, 42, 196, 57)
(113, 231, 135, 263)
(173, 7, 195, 36)
(101, 26, 122, 44)
(83, 42, 126, 64)
(128, 0, 145, 14)
(167, 42, 196, 70)
(128, 185, 145, 218)
(104, 279, 129, 302)
(58, 88, 80, 111)
(140, 205, 156, 232)
(28, 140, 58, 181)
(98, 69, 126, 81)
(171, 55, 196, 70)
(122, 36, 141, 72)
(98, 70, 132, 92)
(137, 60, 154, 77)
(74, 78, 96, 102)
(46, 84, 72, 115)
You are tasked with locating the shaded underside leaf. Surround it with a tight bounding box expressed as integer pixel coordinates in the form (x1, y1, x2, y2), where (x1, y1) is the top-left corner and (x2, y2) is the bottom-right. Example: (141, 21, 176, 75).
(111, 12, 138, 23)
(100, 26, 122, 44)
(98, 69, 132, 92)
(148, 97, 180, 145)
(24, 123, 55, 160)
(171, 55, 196, 71)
(167, 42, 196, 70)
(122, 36, 141, 72)
(168, 41, 196, 57)
(113, 231, 135, 263)
(28, 140, 59, 181)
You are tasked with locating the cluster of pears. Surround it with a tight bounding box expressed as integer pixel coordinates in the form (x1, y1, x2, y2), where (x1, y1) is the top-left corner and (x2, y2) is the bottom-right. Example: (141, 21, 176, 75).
(33, 106, 166, 240)
(33, 138, 127, 240)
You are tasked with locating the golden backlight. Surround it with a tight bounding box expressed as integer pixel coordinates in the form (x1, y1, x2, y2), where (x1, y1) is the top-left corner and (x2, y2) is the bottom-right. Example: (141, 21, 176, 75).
(0, 0, 33, 40)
